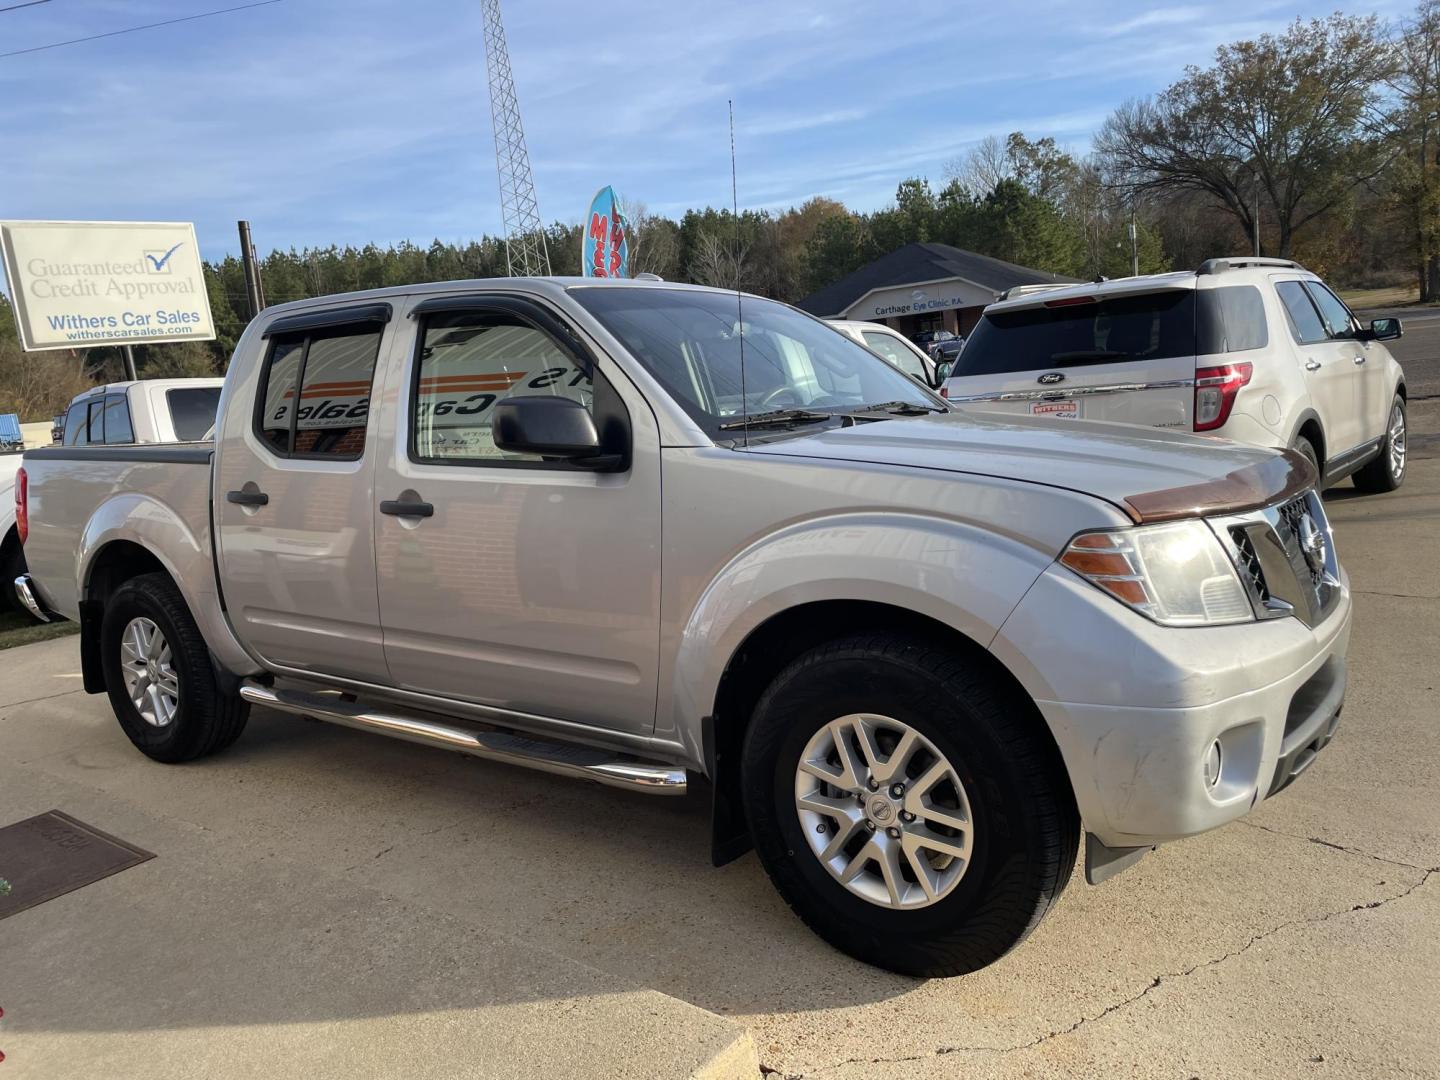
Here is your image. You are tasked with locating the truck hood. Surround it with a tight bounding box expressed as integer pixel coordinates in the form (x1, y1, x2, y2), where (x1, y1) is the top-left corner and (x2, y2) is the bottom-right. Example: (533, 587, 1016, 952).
(743, 410, 1313, 522)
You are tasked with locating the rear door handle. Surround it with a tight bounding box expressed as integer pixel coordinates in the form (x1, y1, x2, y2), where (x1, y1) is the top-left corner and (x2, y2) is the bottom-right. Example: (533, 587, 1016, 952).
(1352, 355, 1367, 365)
(226, 490, 269, 506)
(1305, 359, 1322, 371)
(380, 499, 434, 518)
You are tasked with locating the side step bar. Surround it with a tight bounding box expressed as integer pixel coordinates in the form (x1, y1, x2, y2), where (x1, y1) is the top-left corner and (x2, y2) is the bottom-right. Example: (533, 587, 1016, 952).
(238, 682, 687, 796)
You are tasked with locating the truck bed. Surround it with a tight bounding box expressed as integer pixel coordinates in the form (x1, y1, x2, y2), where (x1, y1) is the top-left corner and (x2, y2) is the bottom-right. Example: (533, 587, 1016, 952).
(21, 444, 215, 622)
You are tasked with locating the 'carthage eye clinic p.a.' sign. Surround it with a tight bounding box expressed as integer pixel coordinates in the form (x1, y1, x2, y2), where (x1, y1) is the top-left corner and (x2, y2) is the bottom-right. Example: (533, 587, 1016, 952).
(0, 220, 216, 352)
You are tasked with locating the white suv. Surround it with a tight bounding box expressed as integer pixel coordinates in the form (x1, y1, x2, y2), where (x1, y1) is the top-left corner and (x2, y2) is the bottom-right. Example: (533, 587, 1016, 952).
(941, 257, 1408, 493)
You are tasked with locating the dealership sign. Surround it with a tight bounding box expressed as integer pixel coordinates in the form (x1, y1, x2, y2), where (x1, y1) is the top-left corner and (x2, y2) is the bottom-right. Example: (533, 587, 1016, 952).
(0, 220, 216, 352)
(581, 187, 629, 278)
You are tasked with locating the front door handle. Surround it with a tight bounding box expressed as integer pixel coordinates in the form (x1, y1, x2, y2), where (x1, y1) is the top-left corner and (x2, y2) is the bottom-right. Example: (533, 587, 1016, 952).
(226, 490, 269, 507)
(1353, 355, 1367, 365)
(1305, 359, 1322, 372)
(380, 499, 434, 518)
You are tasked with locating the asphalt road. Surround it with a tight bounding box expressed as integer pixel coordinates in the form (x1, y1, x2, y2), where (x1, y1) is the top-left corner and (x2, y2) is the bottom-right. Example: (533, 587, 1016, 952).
(1358, 306, 1440, 400)
(1, 413, 1438, 1079)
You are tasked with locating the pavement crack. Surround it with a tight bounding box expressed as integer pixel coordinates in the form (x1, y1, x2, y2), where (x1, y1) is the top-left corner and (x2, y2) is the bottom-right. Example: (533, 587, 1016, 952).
(1237, 820, 1439, 873)
(1350, 588, 1438, 600)
(792, 870, 1434, 1078)
(0, 687, 85, 711)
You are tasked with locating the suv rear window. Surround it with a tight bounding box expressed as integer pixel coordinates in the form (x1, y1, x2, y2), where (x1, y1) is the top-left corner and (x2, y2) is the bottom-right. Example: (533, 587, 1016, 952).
(955, 286, 1266, 377)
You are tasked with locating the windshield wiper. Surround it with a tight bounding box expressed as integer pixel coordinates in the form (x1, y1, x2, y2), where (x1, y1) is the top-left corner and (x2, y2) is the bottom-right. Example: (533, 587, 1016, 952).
(718, 408, 833, 431)
(855, 400, 945, 415)
(1049, 349, 1127, 363)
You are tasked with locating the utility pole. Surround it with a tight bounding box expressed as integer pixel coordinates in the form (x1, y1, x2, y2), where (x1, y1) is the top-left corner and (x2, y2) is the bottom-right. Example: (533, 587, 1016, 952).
(1128, 208, 1139, 277)
(481, 0, 551, 276)
(1253, 175, 1261, 257)
(238, 220, 266, 320)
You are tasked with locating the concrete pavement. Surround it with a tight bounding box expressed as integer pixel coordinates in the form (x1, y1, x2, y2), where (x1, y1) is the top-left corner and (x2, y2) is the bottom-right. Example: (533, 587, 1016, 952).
(1, 407, 1437, 1079)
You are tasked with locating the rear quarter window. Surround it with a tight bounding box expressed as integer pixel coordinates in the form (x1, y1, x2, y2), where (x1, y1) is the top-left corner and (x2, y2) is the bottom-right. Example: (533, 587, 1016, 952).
(166, 387, 222, 441)
(1196, 285, 1268, 353)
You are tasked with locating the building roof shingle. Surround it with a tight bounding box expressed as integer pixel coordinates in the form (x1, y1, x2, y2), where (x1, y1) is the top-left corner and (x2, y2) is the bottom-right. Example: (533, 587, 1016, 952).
(796, 242, 1078, 316)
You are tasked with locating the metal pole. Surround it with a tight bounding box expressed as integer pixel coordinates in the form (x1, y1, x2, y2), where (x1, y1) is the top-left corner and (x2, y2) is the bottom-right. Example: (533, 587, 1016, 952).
(122, 344, 138, 381)
(1128, 210, 1139, 277)
(1253, 176, 1261, 257)
(238, 220, 263, 320)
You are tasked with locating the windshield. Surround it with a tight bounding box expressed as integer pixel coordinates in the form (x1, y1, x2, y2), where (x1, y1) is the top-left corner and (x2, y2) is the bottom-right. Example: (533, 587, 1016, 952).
(572, 288, 939, 436)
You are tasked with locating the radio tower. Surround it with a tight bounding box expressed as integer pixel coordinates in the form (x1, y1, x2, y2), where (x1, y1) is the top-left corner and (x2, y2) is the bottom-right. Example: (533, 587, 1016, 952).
(481, 0, 551, 276)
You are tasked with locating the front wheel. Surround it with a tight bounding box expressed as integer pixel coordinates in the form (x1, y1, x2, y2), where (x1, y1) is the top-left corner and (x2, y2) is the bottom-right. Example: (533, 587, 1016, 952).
(741, 632, 1079, 977)
(1352, 395, 1406, 493)
(100, 572, 249, 763)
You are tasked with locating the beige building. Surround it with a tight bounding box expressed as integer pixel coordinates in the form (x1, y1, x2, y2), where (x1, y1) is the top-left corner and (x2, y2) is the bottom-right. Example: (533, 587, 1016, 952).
(798, 242, 1076, 338)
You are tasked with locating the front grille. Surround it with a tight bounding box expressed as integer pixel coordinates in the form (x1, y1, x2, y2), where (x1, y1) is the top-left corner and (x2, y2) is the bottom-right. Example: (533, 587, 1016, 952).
(1211, 490, 1339, 628)
(1229, 527, 1270, 603)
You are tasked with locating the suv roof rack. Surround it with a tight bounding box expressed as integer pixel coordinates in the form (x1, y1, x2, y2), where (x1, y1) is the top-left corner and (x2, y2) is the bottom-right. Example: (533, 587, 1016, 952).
(998, 282, 1072, 302)
(1197, 257, 1303, 275)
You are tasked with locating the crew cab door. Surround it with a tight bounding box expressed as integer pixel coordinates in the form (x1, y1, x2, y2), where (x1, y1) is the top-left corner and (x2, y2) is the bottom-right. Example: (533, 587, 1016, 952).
(1273, 279, 1364, 457)
(370, 293, 661, 735)
(214, 304, 392, 681)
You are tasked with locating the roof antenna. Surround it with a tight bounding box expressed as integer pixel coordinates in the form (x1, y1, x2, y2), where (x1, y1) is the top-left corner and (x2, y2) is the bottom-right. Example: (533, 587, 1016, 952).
(729, 99, 747, 448)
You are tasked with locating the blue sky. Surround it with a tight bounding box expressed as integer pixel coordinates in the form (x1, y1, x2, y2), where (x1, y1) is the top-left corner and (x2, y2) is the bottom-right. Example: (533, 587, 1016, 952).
(0, 0, 1413, 262)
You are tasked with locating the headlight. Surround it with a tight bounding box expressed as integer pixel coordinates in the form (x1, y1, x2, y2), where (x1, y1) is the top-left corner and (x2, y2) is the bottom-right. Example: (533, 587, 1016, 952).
(1059, 520, 1253, 626)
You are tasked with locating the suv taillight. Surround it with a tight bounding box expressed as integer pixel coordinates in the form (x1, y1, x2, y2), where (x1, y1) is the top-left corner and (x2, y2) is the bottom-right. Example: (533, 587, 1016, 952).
(1193, 362, 1253, 431)
(15, 466, 27, 545)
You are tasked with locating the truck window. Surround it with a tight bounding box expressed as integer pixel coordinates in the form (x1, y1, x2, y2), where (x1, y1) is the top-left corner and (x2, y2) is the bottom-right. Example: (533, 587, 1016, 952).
(254, 325, 380, 459)
(861, 331, 927, 381)
(102, 394, 134, 444)
(410, 311, 595, 463)
(1274, 281, 1329, 345)
(166, 386, 222, 441)
(63, 401, 90, 445)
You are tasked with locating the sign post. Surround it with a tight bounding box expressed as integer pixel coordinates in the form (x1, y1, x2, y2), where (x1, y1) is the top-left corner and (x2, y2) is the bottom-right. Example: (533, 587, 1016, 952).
(0, 220, 216, 356)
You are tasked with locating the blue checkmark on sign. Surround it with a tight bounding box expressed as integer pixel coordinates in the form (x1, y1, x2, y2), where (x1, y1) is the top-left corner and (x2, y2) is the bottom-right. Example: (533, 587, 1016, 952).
(145, 243, 184, 272)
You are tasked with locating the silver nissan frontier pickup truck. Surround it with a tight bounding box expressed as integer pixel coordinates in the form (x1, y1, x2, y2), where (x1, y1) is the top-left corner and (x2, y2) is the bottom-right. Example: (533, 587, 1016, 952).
(15, 277, 1350, 976)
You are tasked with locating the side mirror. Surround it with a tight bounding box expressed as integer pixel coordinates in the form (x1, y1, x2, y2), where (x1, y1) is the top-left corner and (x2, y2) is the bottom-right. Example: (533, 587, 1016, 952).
(934, 361, 954, 385)
(1362, 317, 1402, 342)
(492, 396, 622, 469)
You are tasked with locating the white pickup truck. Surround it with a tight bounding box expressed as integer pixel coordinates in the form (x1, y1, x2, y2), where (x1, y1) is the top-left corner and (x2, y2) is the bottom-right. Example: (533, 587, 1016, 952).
(2, 378, 221, 615)
(16, 278, 1351, 976)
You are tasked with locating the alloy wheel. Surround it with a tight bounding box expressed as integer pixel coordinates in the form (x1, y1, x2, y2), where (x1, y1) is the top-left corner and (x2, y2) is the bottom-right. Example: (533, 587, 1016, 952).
(793, 713, 973, 909)
(1389, 402, 1406, 480)
(119, 616, 179, 727)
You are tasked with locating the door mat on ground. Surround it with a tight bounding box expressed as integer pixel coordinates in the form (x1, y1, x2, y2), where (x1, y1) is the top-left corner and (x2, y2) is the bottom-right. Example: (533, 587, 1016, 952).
(0, 810, 154, 919)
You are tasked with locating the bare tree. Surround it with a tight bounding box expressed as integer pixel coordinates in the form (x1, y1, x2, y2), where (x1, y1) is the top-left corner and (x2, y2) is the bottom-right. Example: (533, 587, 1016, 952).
(1096, 15, 1393, 257)
(618, 197, 679, 278)
(688, 231, 748, 290)
(945, 134, 1011, 198)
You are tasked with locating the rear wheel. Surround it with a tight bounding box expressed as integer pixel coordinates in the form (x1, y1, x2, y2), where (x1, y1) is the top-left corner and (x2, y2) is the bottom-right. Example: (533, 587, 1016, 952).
(0, 529, 25, 615)
(100, 572, 248, 762)
(741, 632, 1078, 977)
(1352, 395, 1406, 494)
(1292, 434, 1320, 480)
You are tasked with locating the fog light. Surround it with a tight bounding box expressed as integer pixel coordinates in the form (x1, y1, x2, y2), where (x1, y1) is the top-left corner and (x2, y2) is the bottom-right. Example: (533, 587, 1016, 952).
(1204, 739, 1223, 790)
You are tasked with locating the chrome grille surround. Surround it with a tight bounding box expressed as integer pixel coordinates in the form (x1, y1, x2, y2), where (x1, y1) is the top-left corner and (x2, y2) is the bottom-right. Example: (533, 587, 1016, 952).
(1207, 490, 1341, 628)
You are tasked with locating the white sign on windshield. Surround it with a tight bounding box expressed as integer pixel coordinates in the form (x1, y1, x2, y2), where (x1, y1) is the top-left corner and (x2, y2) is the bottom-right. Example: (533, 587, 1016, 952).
(0, 220, 217, 352)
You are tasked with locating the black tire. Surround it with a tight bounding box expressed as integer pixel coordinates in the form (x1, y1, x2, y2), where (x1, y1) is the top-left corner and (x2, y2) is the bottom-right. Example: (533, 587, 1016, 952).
(1292, 434, 1320, 481)
(741, 632, 1079, 977)
(100, 572, 248, 763)
(0, 528, 25, 615)
(1352, 394, 1406, 494)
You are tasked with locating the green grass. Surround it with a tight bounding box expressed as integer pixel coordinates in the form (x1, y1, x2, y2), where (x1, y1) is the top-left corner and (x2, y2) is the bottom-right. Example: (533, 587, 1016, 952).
(0, 608, 79, 650)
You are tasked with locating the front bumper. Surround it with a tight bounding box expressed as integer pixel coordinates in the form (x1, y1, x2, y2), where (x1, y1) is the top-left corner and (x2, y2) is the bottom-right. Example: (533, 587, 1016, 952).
(990, 562, 1351, 850)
